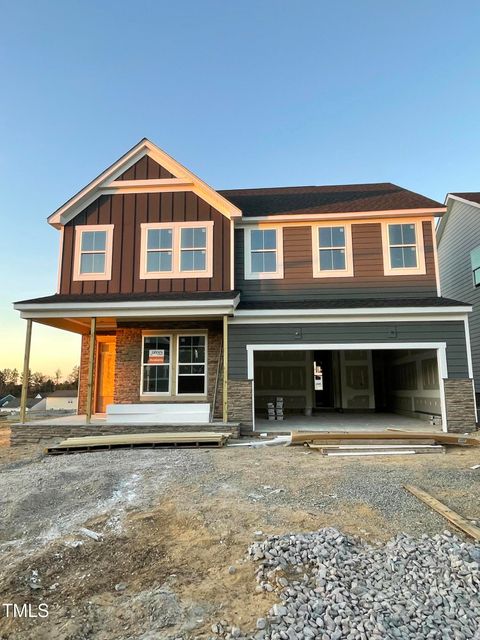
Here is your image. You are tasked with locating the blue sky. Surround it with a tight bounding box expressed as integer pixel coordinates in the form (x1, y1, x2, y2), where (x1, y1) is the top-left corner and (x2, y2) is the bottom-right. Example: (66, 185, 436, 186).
(1, 0, 480, 376)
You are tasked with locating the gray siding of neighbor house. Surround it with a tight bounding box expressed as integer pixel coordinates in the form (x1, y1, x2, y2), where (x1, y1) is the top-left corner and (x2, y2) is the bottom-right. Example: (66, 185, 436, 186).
(438, 200, 480, 389)
(235, 221, 438, 301)
(228, 321, 468, 380)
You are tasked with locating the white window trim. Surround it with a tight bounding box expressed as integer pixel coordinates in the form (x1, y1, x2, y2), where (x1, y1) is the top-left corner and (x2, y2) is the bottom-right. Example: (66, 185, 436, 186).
(140, 332, 173, 396)
(139, 331, 208, 398)
(244, 226, 284, 280)
(311, 222, 354, 278)
(175, 333, 208, 396)
(381, 219, 426, 276)
(73, 224, 114, 281)
(139, 221, 214, 279)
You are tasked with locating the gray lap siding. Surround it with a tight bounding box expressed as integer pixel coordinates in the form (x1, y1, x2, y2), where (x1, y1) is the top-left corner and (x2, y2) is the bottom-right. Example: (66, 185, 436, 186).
(228, 321, 469, 380)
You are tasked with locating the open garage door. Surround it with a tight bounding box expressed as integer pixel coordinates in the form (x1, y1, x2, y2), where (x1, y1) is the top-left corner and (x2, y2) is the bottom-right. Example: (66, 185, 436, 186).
(252, 344, 445, 431)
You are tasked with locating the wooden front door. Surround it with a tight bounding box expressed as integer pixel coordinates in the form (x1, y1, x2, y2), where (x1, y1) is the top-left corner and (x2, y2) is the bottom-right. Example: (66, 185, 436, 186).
(95, 338, 116, 413)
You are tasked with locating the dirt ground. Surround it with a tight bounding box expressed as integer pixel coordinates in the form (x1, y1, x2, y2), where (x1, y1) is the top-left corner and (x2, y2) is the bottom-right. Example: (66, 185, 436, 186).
(0, 434, 479, 640)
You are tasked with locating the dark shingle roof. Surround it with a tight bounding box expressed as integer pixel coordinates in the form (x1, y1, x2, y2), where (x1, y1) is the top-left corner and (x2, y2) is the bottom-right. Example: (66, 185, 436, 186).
(219, 183, 444, 218)
(16, 291, 239, 305)
(450, 192, 480, 205)
(238, 297, 469, 310)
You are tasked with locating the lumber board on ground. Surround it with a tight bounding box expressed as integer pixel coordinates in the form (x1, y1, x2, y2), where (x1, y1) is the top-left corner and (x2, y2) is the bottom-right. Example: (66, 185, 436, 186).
(46, 432, 230, 454)
(309, 443, 441, 450)
(404, 485, 480, 541)
(289, 431, 480, 447)
(316, 446, 445, 457)
(306, 439, 437, 447)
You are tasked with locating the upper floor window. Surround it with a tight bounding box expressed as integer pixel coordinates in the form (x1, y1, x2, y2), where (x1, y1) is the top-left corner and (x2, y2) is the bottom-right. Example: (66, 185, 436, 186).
(312, 224, 354, 277)
(244, 227, 284, 279)
(140, 221, 214, 279)
(470, 246, 480, 287)
(381, 220, 426, 276)
(73, 224, 114, 281)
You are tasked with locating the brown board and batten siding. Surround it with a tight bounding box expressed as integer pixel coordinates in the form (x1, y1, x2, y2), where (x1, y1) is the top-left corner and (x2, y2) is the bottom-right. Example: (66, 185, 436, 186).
(60, 191, 231, 295)
(235, 221, 437, 301)
(116, 155, 174, 180)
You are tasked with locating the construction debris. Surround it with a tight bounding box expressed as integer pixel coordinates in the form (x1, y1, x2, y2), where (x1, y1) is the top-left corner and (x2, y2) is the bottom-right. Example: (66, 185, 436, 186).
(404, 484, 480, 541)
(45, 432, 230, 454)
(78, 527, 103, 542)
(309, 443, 445, 457)
(289, 430, 480, 447)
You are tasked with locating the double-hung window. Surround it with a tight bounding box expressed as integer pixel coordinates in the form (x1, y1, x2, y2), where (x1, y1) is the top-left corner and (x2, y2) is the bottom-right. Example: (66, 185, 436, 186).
(312, 224, 353, 277)
(142, 335, 171, 394)
(140, 222, 213, 278)
(73, 224, 114, 281)
(146, 228, 173, 273)
(177, 335, 206, 394)
(141, 333, 207, 396)
(180, 227, 207, 272)
(244, 227, 283, 279)
(382, 220, 426, 275)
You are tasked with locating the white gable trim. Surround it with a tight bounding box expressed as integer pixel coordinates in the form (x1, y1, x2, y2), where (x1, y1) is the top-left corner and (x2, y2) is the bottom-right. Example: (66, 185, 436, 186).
(48, 139, 242, 228)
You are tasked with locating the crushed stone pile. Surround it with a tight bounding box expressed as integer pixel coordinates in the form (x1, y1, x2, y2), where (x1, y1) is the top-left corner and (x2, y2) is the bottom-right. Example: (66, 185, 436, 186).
(212, 527, 480, 640)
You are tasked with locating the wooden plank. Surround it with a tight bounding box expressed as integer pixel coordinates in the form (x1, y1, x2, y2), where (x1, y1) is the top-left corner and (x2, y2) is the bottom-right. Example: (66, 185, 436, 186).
(307, 438, 437, 447)
(320, 447, 444, 456)
(404, 484, 480, 541)
(309, 443, 443, 449)
(325, 450, 418, 457)
(290, 431, 480, 447)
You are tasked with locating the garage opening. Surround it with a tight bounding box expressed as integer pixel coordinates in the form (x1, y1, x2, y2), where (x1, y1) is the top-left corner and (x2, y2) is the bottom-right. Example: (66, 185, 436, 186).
(253, 347, 443, 431)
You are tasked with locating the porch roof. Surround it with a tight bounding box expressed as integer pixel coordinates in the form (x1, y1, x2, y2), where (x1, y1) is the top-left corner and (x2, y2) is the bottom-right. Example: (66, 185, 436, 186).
(14, 291, 240, 334)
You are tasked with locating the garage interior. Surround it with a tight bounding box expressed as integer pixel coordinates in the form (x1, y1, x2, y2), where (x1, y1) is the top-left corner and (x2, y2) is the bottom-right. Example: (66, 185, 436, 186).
(253, 348, 443, 431)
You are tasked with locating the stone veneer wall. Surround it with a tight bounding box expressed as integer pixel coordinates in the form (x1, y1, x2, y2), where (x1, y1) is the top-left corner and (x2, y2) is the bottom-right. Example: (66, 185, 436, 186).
(228, 379, 253, 426)
(443, 378, 477, 433)
(78, 334, 93, 415)
(10, 423, 240, 446)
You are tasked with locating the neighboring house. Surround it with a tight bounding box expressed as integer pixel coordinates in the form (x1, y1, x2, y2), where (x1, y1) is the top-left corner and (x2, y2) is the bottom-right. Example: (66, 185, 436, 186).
(437, 193, 480, 416)
(13, 139, 477, 432)
(0, 397, 38, 414)
(31, 390, 78, 412)
(0, 394, 16, 408)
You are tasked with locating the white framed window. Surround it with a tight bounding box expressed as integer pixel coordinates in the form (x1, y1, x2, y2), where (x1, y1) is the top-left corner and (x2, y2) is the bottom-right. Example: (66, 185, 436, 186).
(470, 246, 480, 287)
(311, 223, 354, 277)
(140, 332, 208, 397)
(73, 224, 114, 281)
(140, 221, 214, 279)
(176, 334, 207, 395)
(381, 220, 426, 276)
(141, 334, 172, 395)
(244, 226, 284, 279)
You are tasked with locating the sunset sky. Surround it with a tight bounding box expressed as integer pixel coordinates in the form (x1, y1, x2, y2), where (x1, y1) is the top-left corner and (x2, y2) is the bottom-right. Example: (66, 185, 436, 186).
(1, 1, 480, 377)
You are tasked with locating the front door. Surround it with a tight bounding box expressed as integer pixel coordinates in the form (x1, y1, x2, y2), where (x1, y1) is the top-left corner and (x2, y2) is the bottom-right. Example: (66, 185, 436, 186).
(313, 351, 334, 408)
(95, 338, 116, 413)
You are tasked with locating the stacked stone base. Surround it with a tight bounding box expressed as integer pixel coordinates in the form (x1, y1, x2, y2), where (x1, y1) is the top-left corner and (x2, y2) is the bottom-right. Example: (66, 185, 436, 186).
(11, 423, 240, 447)
(443, 378, 477, 433)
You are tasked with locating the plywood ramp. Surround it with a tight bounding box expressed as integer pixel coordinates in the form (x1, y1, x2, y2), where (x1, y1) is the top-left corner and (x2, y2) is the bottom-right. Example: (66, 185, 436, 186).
(46, 432, 230, 454)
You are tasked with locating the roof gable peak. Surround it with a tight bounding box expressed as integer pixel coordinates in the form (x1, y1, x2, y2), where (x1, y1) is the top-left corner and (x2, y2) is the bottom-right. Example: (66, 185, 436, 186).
(48, 139, 242, 227)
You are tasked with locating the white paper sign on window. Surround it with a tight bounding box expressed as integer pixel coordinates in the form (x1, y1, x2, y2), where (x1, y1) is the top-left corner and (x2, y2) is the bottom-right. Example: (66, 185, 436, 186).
(148, 349, 165, 364)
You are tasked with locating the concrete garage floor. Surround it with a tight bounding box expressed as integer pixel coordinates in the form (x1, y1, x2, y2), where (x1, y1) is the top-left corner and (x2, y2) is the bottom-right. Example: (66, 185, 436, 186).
(255, 411, 441, 433)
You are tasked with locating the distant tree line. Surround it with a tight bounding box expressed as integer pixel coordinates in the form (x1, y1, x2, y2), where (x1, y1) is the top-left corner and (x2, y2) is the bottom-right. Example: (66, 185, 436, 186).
(0, 366, 79, 397)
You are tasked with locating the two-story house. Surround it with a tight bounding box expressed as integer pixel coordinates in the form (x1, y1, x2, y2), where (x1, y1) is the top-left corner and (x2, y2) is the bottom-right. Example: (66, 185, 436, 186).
(14, 139, 477, 433)
(437, 192, 480, 419)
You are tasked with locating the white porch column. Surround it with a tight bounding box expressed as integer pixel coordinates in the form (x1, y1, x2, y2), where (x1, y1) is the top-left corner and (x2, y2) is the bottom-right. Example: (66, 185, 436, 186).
(85, 317, 97, 424)
(19, 319, 33, 424)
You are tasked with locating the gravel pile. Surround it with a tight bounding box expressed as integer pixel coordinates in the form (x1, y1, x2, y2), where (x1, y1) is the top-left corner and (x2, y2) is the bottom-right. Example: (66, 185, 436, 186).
(213, 528, 480, 640)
